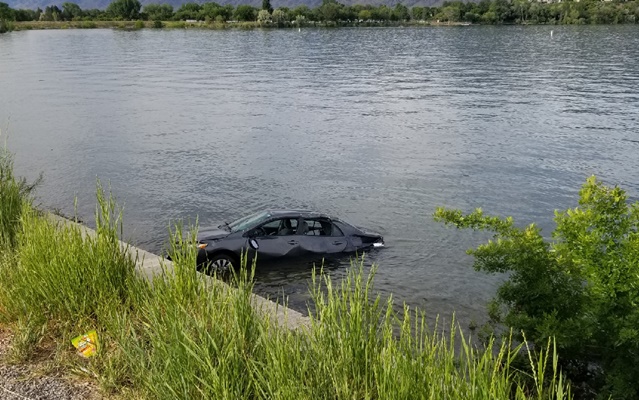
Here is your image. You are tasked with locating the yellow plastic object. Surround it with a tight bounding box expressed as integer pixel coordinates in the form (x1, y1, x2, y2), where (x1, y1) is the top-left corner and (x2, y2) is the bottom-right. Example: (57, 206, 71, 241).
(71, 330, 99, 358)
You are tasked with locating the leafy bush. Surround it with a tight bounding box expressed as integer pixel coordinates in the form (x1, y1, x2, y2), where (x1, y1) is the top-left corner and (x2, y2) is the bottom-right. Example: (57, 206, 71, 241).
(435, 176, 639, 399)
(257, 9, 271, 25)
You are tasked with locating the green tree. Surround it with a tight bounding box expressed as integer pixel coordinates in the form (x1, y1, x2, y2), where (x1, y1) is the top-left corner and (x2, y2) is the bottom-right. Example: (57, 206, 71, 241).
(84, 8, 106, 20)
(358, 9, 372, 21)
(61, 2, 83, 20)
(291, 5, 311, 19)
(411, 6, 425, 21)
(528, 2, 547, 24)
(463, 11, 480, 23)
(0, 1, 12, 33)
(271, 8, 287, 24)
(343, 4, 363, 21)
(262, 0, 273, 14)
(481, 10, 498, 23)
(512, 0, 529, 23)
(220, 5, 234, 21)
(234, 5, 256, 21)
(440, 3, 462, 22)
(295, 14, 307, 26)
(14, 9, 38, 21)
(174, 2, 200, 20)
(142, 3, 173, 21)
(199, 2, 223, 21)
(40, 5, 62, 21)
(488, 0, 511, 22)
(372, 5, 392, 21)
(319, 0, 341, 22)
(106, 0, 141, 20)
(257, 9, 271, 24)
(0, 2, 15, 21)
(592, 2, 617, 24)
(393, 3, 410, 21)
(435, 176, 639, 399)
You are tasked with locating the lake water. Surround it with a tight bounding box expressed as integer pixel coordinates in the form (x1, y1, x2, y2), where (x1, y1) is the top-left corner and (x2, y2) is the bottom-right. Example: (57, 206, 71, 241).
(1, 25, 638, 327)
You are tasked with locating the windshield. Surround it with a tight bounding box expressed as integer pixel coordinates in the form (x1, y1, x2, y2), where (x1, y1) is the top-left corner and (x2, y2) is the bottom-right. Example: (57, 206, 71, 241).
(228, 211, 271, 233)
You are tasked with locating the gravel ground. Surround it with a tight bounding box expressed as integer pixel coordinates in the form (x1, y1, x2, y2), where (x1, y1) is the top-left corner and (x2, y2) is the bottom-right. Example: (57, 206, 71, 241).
(0, 329, 102, 400)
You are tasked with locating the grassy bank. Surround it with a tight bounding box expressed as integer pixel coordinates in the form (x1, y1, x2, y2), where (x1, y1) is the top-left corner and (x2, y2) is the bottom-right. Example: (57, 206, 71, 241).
(12, 20, 149, 30)
(0, 144, 571, 398)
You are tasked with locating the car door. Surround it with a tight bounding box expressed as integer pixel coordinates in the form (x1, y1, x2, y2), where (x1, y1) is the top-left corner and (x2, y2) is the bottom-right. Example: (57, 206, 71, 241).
(251, 218, 301, 260)
(297, 218, 347, 255)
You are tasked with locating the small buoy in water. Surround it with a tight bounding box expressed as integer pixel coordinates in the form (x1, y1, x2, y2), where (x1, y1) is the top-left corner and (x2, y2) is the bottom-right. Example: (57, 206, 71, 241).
(298, 27, 301, 32)
(551, 30, 553, 37)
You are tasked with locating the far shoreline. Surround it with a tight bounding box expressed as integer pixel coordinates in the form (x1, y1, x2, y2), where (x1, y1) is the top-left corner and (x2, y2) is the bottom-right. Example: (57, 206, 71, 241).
(9, 20, 482, 31)
(9, 19, 635, 33)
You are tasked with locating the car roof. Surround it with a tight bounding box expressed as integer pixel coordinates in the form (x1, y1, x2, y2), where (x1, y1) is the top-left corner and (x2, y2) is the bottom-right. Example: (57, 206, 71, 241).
(265, 209, 331, 219)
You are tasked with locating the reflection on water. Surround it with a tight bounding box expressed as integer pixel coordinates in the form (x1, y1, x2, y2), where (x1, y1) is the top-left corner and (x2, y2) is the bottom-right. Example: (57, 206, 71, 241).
(1, 25, 638, 328)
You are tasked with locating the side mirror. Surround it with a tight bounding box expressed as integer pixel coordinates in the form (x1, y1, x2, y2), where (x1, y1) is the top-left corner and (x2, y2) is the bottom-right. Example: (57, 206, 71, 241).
(249, 238, 259, 250)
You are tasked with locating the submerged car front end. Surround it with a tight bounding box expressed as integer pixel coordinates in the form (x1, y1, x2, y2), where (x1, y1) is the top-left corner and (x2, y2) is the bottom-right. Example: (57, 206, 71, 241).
(194, 227, 244, 270)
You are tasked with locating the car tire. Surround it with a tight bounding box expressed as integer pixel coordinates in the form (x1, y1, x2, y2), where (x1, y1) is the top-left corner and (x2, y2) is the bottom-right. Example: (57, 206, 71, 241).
(203, 253, 236, 274)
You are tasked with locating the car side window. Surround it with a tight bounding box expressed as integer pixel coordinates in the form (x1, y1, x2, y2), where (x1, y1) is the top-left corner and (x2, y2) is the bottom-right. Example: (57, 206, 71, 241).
(330, 222, 344, 237)
(254, 218, 299, 236)
(257, 220, 281, 236)
(300, 218, 343, 236)
(276, 218, 298, 236)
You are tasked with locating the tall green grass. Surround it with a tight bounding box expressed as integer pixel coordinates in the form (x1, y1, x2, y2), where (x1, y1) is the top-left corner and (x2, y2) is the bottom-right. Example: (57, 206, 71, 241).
(0, 144, 572, 399)
(112, 230, 265, 398)
(252, 264, 571, 399)
(0, 182, 136, 364)
(0, 133, 38, 248)
(102, 233, 572, 399)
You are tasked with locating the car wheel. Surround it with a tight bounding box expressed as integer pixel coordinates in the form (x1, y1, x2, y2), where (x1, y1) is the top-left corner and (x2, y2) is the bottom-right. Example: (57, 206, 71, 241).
(206, 253, 236, 273)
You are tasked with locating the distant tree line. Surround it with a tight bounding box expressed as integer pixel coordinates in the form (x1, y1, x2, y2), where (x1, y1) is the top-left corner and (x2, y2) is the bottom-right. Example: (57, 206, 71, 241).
(1, 0, 638, 26)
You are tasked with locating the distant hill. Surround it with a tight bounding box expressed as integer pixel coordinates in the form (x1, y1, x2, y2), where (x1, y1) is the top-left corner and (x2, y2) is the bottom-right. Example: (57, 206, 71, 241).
(4, 0, 446, 12)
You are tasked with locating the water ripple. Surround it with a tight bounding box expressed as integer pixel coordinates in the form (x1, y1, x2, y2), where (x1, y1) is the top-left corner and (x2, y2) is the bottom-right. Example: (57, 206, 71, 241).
(1, 26, 638, 326)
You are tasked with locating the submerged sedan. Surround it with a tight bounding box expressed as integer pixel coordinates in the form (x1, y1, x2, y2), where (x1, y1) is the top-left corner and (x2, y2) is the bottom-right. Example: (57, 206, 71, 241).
(195, 210, 384, 272)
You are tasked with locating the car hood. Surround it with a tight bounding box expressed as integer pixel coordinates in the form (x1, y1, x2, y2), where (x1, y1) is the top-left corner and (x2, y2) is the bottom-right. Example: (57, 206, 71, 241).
(197, 227, 231, 241)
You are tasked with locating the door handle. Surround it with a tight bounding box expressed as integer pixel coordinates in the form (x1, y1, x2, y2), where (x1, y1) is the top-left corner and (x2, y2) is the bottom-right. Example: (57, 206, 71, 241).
(287, 240, 298, 245)
(332, 241, 343, 245)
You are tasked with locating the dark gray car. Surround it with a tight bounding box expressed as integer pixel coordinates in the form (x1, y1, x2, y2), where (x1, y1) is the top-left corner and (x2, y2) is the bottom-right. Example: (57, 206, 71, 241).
(195, 210, 384, 272)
